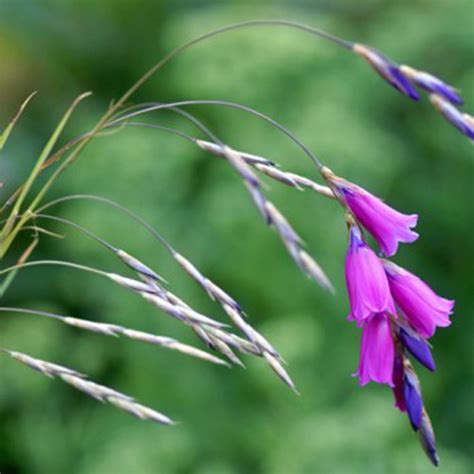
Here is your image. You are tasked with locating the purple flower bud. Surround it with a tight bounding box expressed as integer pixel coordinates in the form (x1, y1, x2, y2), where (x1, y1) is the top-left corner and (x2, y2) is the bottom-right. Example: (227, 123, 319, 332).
(383, 261, 454, 339)
(430, 94, 474, 140)
(400, 65, 463, 105)
(418, 409, 440, 467)
(355, 313, 395, 387)
(345, 226, 396, 324)
(398, 326, 435, 372)
(403, 368, 423, 430)
(330, 174, 418, 257)
(353, 44, 420, 101)
(392, 353, 406, 412)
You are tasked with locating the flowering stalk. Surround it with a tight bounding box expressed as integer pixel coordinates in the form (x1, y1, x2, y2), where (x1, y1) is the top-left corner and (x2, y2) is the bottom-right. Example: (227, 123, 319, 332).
(0, 19, 467, 466)
(339, 202, 453, 465)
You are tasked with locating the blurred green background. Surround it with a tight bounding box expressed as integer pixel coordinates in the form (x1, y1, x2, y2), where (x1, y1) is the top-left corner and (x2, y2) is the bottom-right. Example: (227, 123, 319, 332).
(0, 1, 473, 473)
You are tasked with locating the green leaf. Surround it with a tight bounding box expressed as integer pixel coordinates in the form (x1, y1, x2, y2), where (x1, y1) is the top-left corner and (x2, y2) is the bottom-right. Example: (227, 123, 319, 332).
(0, 91, 37, 152)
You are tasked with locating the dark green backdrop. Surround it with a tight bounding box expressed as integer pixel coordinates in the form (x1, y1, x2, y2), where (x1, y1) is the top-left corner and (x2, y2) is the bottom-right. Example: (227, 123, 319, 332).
(0, 1, 473, 473)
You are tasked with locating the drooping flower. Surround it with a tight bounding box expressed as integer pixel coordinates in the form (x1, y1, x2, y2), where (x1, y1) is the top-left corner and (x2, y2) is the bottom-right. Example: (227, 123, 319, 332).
(400, 65, 463, 105)
(328, 172, 418, 256)
(356, 313, 395, 387)
(383, 261, 454, 339)
(352, 44, 420, 101)
(430, 94, 474, 140)
(345, 225, 395, 324)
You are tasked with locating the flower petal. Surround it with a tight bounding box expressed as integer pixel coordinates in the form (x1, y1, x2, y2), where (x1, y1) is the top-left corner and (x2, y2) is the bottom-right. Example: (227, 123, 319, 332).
(356, 314, 395, 387)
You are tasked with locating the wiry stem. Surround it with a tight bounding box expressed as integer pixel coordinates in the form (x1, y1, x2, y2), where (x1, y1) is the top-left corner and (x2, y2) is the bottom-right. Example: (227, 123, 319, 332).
(2, 19, 349, 243)
(37, 195, 174, 254)
(110, 100, 323, 169)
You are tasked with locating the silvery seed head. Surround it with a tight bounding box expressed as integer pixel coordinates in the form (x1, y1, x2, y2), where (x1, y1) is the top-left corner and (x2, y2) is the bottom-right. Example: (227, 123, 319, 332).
(116, 249, 166, 282)
(196, 140, 276, 166)
(107, 273, 156, 293)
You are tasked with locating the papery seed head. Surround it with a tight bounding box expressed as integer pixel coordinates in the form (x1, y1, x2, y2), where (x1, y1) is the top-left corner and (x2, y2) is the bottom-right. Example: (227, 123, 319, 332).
(174, 253, 207, 287)
(196, 140, 276, 166)
(116, 249, 164, 282)
(222, 146, 261, 188)
(255, 164, 302, 188)
(205, 280, 241, 312)
(108, 273, 155, 293)
(63, 317, 121, 337)
(299, 250, 334, 292)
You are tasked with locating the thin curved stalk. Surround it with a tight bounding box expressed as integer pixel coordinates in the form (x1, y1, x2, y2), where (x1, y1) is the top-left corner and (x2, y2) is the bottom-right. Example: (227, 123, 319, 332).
(8, 20, 347, 219)
(110, 100, 323, 168)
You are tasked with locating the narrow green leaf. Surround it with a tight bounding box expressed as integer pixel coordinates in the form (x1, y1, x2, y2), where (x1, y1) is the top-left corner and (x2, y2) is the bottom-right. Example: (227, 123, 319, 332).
(0, 92, 37, 152)
(0, 92, 92, 253)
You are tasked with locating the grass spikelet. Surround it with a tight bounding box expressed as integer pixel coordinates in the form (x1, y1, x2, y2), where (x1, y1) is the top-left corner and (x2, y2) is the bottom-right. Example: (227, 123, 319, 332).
(1, 349, 174, 425)
(141, 292, 227, 329)
(195, 139, 276, 166)
(264, 202, 334, 292)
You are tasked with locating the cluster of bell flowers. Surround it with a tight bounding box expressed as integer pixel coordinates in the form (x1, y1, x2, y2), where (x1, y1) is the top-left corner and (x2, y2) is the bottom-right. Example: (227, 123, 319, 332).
(323, 169, 454, 466)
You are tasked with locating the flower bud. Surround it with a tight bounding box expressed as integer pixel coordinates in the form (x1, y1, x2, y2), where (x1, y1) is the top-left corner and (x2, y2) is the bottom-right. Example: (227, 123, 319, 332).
(353, 44, 420, 100)
(400, 65, 463, 105)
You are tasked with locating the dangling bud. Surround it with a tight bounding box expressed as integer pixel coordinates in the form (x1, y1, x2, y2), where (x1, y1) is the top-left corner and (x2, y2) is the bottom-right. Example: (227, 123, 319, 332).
(403, 366, 423, 431)
(398, 326, 435, 372)
(418, 408, 440, 467)
(400, 65, 463, 105)
(352, 44, 420, 101)
(430, 94, 474, 140)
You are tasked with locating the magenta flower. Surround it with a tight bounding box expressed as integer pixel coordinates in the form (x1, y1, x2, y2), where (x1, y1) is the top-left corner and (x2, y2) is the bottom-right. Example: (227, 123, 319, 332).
(345, 225, 395, 325)
(334, 178, 418, 256)
(356, 314, 395, 386)
(383, 261, 454, 338)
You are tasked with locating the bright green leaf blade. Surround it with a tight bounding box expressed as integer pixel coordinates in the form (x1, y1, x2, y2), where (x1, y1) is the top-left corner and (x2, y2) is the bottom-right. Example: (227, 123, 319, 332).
(0, 91, 37, 152)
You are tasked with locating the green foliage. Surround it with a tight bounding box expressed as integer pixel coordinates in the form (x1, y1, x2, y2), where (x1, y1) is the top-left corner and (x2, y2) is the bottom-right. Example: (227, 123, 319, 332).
(0, 1, 473, 473)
